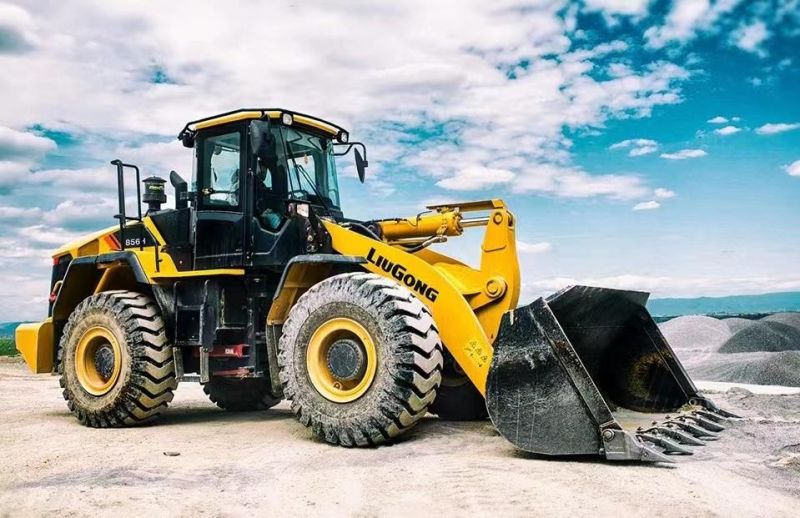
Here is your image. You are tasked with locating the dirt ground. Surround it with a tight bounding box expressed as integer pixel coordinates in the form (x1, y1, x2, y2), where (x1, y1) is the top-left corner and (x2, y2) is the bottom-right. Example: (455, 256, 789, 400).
(1, 357, 799, 517)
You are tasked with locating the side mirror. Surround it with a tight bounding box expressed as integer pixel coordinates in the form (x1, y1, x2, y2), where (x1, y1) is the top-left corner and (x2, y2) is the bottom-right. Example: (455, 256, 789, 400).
(249, 119, 276, 161)
(355, 148, 368, 183)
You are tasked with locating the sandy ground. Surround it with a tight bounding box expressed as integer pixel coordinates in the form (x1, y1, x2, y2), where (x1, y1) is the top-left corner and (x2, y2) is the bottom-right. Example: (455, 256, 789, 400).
(2, 357, 799, 517)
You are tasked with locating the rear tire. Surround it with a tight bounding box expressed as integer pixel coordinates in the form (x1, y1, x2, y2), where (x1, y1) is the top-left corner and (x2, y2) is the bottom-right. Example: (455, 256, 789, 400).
(278, 272, 443, 446)
(58, 290, 177, 427)
(203, 377, 280, 411)
(429, 350, 488, 421)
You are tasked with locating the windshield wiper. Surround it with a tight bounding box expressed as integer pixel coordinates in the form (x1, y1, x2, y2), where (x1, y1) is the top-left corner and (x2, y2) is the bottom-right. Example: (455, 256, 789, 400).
(290, 158, 331, 214)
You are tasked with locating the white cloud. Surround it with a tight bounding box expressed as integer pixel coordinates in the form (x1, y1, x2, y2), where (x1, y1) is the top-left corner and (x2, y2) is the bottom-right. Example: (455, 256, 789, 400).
(0, 3, 39, 53)
(436, 166, 514, 191)
(0, 1, 694, 208)
(632, 200, 660, 211)
(0, 205, 42, 220)
(731, 20, 770, 56)
(644, 0, 743, 48)
(660, 149, 707, 160)
(756, 122, 800, 135)
(707, 116, 728, 124)
(583, 0, 651, 17)
(654, 188, 676, 199)
(511, 163, 650, 199)
(0, 126, 57, 186)
(783, 160, 800, 177)
(714, 125, 741, 136)
(0, 126, 56, 161)
(517, 241, 552, 254)
(610, 138, 658, 156)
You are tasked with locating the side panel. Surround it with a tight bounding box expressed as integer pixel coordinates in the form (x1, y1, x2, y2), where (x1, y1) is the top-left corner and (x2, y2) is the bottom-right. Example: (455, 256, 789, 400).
(324, 221, 494, 394)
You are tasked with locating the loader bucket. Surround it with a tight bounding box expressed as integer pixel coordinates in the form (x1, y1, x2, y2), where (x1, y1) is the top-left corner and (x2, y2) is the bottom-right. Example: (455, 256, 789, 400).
(486, 286, 736, 462)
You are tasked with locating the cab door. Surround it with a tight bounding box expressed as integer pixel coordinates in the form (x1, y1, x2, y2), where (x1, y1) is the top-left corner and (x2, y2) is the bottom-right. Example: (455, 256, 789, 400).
(193, 124, 248, 269)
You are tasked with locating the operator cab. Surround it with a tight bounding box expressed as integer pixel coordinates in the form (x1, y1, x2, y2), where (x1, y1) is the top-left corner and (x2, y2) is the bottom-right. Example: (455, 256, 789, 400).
(172, 109, 367, 270)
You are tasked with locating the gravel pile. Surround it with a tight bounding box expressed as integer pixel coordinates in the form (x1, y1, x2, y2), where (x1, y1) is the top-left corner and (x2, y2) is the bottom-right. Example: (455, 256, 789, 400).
(763, 312, 800, 328)
(659, 312, 800, 387)
(688, 351, 800, 387)
(659, 315, 731, 352)
(718, 320, 800, 353)
(721, 317, 755, 333)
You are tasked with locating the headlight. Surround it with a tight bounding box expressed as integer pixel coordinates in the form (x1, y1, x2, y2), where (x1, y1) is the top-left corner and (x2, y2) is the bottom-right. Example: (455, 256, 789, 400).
(282, 113, 294, 125)
(338, 131, 349, 143)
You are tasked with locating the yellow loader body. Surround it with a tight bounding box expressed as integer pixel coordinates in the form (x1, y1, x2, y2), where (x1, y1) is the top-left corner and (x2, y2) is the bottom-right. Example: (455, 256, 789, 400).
(15, 108, 736, 463)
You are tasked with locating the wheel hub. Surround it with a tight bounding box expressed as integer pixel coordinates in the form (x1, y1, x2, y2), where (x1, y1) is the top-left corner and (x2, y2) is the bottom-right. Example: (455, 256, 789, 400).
(326, 338, 366, 382)
(94, 345, 116, 381)
(306, 317, 378, 403)
(75, 326, 122, 396)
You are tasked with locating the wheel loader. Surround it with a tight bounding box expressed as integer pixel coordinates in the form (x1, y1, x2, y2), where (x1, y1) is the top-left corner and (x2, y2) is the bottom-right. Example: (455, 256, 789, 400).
(16, 108, 736, 462)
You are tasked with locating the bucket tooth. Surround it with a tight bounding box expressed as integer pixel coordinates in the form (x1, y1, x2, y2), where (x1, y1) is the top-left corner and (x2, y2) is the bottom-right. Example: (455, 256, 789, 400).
(714, 408, 741, 419)
(689, 414, 726, 432)
(638, 433, 693, 455)
(694, 409, 728, 424)
(603, 429, 674, 463)
(670, 419, 719, 440)
(691, 396, 741, 419)
(655, 425, 705, 446)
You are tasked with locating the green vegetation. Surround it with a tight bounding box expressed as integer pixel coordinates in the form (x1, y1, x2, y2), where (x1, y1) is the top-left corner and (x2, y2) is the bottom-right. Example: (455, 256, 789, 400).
(0, 336, 17, 356)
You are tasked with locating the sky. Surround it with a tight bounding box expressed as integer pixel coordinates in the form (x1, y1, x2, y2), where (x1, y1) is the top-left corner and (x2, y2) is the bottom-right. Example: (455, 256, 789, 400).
(0, 0, 799, 321)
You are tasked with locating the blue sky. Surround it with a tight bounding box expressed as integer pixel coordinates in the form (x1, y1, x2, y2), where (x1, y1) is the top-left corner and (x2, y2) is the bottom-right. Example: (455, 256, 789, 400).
(0, 0, 798, 321)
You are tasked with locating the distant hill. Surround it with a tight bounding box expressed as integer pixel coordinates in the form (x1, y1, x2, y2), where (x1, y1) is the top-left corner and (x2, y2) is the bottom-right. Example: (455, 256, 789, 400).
(648, 291, 800, 317)
(0, 322, 24, 337)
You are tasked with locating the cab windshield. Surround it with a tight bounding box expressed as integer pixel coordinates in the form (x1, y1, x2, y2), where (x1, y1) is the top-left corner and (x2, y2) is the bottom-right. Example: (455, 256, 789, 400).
(280, 127, 340, 208)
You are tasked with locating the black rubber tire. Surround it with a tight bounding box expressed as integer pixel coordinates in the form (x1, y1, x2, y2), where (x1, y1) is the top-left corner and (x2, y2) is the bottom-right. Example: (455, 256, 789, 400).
(429, 351, 488, 421)
(278, 272, 443, 446)
(58, 290, 177, 427)
(203, 377, 281, 411)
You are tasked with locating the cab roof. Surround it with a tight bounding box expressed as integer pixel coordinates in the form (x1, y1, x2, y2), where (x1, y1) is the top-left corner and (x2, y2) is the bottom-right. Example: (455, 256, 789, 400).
(177, 108, 348, 142)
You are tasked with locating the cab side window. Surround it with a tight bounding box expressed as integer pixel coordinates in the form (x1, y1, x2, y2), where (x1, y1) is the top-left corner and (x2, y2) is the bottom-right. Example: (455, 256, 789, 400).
(202, 132, 241, 208)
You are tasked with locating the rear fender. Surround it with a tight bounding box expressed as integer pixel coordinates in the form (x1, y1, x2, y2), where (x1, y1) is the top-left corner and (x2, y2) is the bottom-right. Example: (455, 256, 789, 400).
(44, 252, 151, 372)
(52, 251, 149, 321)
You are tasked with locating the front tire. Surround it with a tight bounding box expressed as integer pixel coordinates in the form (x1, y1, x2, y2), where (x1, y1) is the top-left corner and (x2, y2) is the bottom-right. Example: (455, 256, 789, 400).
(278, 272, 443, 446)
(58, 290, 177, 427)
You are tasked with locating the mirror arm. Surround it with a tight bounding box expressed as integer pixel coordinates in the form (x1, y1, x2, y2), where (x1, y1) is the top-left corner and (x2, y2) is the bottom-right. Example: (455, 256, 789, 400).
(333, 142, 368, 163)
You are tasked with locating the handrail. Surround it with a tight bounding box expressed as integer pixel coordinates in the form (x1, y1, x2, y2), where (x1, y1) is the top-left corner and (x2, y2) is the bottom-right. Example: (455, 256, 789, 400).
(111, 159, 141, 237)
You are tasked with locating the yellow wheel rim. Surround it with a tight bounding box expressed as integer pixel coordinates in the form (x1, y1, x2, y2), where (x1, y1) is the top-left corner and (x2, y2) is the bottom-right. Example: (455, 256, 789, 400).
(75, 326, 122, 396)
(306, 317, 377, 403)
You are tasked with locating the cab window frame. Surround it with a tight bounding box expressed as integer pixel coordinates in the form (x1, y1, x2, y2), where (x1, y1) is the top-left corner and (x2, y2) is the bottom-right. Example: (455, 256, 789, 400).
(196, 122, 247, 212)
